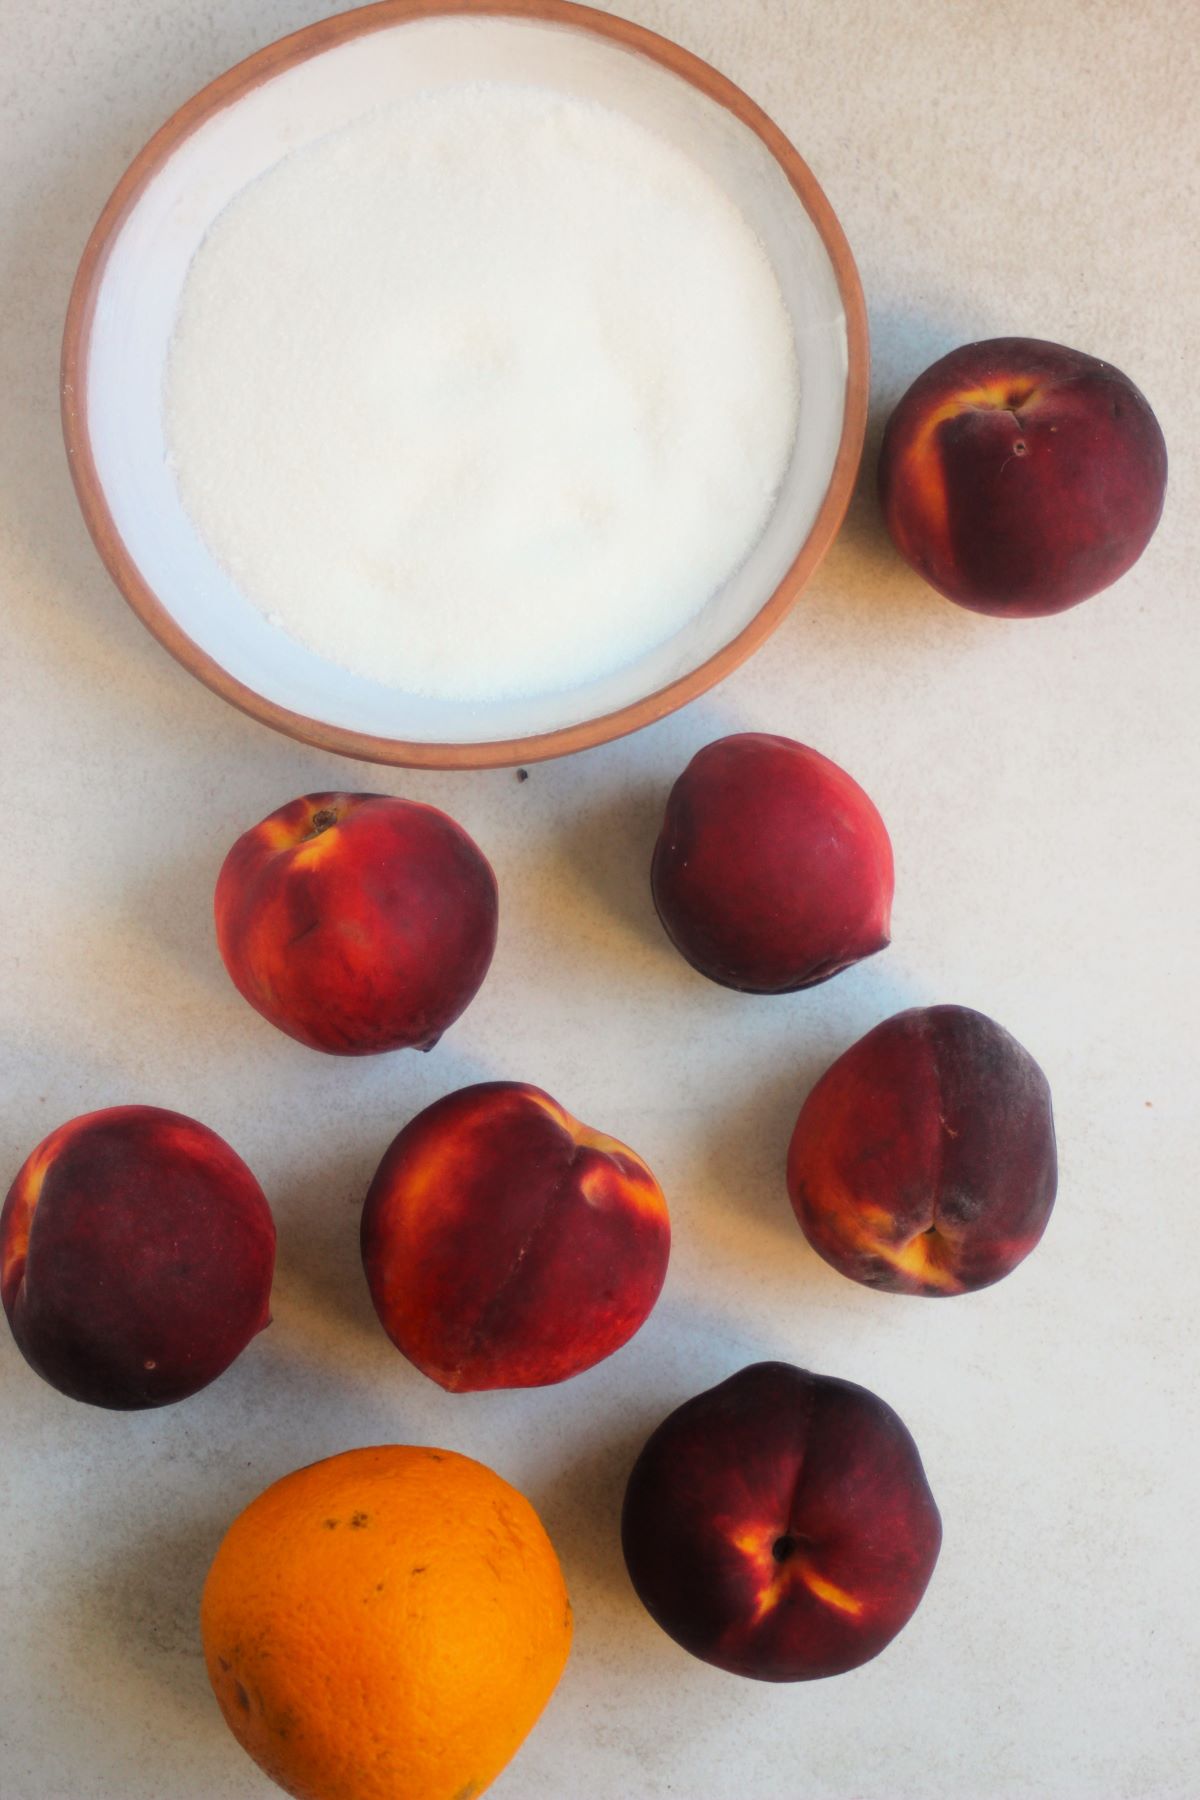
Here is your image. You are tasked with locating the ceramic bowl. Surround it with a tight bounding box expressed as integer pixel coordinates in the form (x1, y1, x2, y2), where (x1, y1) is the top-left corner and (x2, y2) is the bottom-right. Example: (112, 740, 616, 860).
(63, 0, 867, 769)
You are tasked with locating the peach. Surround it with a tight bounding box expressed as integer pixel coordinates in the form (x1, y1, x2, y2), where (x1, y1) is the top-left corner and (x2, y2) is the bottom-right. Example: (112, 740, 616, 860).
(651, 734, 893, 993)
(215, 792, 497, 1056)
(878, 337, 1167, 617)
(788, 1005, 1057, 1296)
(1, 1106, 275, 1409)
(361, 1082, 669, 1391)
(621, 1360, 941, 1680)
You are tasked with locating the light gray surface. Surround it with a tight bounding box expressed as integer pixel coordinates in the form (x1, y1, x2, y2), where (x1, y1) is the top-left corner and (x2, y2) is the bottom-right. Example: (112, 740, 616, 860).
(2, 3, 1198, 1798)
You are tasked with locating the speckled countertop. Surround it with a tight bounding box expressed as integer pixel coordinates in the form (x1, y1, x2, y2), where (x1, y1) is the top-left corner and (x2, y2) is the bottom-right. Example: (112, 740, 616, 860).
(2, 3, 1197, 1797)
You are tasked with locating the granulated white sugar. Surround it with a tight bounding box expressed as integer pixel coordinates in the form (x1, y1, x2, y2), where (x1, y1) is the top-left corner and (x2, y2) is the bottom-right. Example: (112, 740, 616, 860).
(165, 83, 800, 702)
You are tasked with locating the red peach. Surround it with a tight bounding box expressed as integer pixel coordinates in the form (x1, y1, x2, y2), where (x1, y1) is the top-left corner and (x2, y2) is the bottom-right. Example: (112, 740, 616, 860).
(788, 1005, 1057, 1296)
(361, 1082, 670, 1391)
(651, 734, 893, 993)
(215, 792, 497, 1056)
(1, 1106, 275, 1409)
(878, 337, 1167, 617)
(621, 1361, 942, 1680)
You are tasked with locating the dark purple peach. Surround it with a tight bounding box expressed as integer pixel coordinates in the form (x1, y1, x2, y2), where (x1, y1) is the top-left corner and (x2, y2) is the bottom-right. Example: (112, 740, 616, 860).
(878, 337, 1167, 617)
(1, 1105, 275, 1409)
(621, 1361, 941, 1680)
(788, 1004, 1057, 1296)
(651, 734, 894, 994)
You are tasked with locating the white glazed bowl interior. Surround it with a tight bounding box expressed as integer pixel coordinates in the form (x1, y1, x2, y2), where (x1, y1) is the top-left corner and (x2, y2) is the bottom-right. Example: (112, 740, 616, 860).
(87, 12, 849, 747)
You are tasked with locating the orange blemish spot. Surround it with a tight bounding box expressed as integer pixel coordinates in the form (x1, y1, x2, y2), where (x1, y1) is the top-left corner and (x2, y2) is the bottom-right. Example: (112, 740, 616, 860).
(730, 1522, 865, 1622)
(577, 1161, 615, 1210)
(797, 1161, 962, 1292)
(1, 1186, 36, 1305)
(730, 1525, 773, 1561)
(577, 1157, 666, 1221)
(728, 1525, 787, 1623)
(291, 828, 343, 868)
(848, 1195, 903, 1235)
(530, 1092, 668, 1222)
(799, 1566, 864, 1618)
(1, 1128, 69, 1308)
(750, 1580, 785, 1624)
(258, 819, 301, 854)
(895, 378, 1044, 556)
(258, 802, 347, 858)
(877, 1228, 962, 1294)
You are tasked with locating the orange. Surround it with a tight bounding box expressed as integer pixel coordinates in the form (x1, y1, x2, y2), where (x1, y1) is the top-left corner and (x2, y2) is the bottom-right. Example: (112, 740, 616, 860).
(201, 1445, 572, 1800)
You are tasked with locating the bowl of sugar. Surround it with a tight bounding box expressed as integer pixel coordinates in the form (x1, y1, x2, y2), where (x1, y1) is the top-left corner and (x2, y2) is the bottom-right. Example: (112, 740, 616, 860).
(63, 0, 867, 769)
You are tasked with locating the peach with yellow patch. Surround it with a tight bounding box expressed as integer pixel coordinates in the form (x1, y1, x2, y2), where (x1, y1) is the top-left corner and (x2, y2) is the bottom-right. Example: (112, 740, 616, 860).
(215, 792, 498, 1056)
(788, 1005, 1057, 1297)
(1, 1106, 274, 1408)
(361, 1082, 670, 1390)
(878, 337, 1166, 617)
(621, 1361, 941, 1680)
